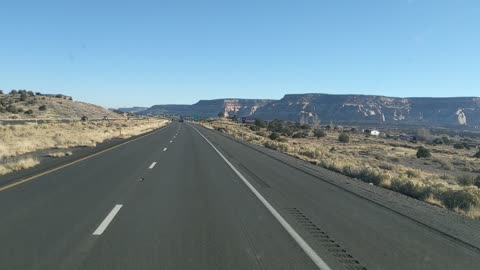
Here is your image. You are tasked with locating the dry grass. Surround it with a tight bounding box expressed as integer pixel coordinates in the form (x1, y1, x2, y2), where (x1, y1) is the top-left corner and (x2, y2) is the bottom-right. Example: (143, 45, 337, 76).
(0, 158, 39, 175)
(0, 119, 169, 159)
(203, 119, 480, 218)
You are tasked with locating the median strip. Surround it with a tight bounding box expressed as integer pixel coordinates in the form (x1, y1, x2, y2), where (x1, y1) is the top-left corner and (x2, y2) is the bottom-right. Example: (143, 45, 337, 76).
(93, 204, 123, 236)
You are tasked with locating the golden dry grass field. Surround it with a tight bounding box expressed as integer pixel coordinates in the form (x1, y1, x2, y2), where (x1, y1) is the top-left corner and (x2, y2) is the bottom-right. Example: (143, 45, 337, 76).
(0, 119, 169, 176)
(202, 119, 480, 218)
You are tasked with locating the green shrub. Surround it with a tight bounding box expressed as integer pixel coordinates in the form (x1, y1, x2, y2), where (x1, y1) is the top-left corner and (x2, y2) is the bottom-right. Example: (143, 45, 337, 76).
(292, 131, 308, 138)
(301, 123, 310, 130)
(20, 93, 28, 101)
(457, 175, 475, 186)
(440, 190, 480, 211)
(474, 150, 480, 159)
(391, 180, 432, 200)
(254, 119, 267, 128)
(6, 105, 17, 113)
(269, 132, 281, 140)
(453, 143, 470, 150)
(416, 147, 431, 158)
(24, 109, 34, 115)
(277, 137, 288, 143)
(38, 105, 47, 111)
(338, 133, 350, 143)
(313, 129, 327, 138)
(249, 125, 260, 131)
(10, 90, 18, 95)
(17, 108, 24, 113)
(475, 176, 480, 188)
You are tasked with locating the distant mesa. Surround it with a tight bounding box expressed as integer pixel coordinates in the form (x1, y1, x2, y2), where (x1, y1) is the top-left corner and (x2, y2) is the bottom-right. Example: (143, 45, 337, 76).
(122, 93, 480, 128)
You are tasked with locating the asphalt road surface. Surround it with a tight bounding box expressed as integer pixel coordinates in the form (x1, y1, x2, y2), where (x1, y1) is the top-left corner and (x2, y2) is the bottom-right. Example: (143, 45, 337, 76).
(0, 122, 479, 270)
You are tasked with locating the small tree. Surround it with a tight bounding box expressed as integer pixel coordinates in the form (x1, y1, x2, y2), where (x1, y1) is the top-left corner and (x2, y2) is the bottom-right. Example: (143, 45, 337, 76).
(217, 112, 224, 118)
(20, 93, 28, 101)
(416, 147, 431, 158)
(474, 149, 480, 159)
(0, 90, 3, 94)
(38, 105, 47, 111)
(338, 133, 350, 143)
(10, 90, 18, 95)
(313, 129, 327, 138)
(269, 132, 281, 141)
(27, 91, 34, 96)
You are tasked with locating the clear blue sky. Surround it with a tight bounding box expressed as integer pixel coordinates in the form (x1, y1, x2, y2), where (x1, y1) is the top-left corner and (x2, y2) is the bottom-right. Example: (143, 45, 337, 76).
(1, 0, 479, 108)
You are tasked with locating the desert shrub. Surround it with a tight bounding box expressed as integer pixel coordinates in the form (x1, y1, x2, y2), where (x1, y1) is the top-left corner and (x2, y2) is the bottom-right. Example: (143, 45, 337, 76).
(457, 175, 476, 186)
(6, 105, 17, 113)
(378, 162, 395, 171)
(405, 169, 419, 178)
(416, 147, 431, 158)
(10, 90, 18, 95)
(292, 131, 308, 138)
(301, 123, 310, 130)
(453, 143, 470, 150)
(313, 129, 327, 138)
(38, 105, 47, 111)
(17, 108, 24, 113)
(390, 157, 400, 162)
(433, 158, 454, 170)
(474, 150, 480, 159)
(342, 166, 387, 186)
(269, 132, 281, 140)
(0, 90, 3, 94)
(282, 127, 295, 137)
(475, 176, 480, 188)
(24, 109, 34, 115)
(27, 91, 34, 96)
(440, 190, 480, 211)
(256, 131, 268, 137)
(338, 133, 350, 143)
(391, 180, 432, 200)
(432, 138, 443, 145)
(299, 149, 321, 159)
(255, 119, 267, 128)
(0, 107, 5, 113)
(249, 125, 260, 131)
(263, 141, 289, 152)
(20, 93, 28, 101)
(277, 137, 288, 143)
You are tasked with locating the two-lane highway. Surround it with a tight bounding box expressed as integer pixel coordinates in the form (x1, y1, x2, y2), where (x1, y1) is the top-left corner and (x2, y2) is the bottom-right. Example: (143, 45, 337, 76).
(0, 122, 479, 270)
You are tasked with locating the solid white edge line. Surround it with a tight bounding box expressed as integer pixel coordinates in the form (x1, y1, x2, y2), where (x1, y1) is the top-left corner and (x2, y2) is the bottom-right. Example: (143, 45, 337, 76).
(163, 148, 167, 151)
(93, 204, 123, 236)
(189, 124, 332, 270)
(149, 162, 157, 169)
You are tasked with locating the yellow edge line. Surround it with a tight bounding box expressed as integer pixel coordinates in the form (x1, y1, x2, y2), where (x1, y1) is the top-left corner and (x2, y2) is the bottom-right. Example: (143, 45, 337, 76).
(0, 123, 171, 192)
